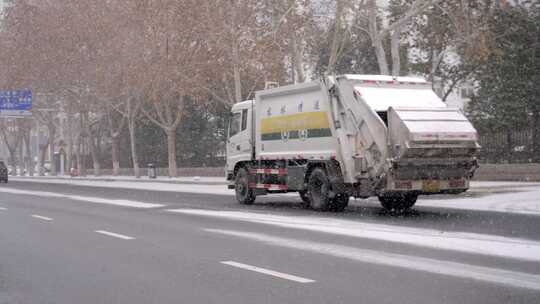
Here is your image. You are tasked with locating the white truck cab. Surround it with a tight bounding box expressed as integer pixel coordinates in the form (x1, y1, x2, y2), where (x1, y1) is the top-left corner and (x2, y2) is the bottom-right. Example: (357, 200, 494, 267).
(226, 100, 254, 180)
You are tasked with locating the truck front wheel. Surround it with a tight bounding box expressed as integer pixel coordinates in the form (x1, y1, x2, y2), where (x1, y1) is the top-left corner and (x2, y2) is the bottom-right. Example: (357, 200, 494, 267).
(235, 168, 255, 205)
(378, 193, 418, 212)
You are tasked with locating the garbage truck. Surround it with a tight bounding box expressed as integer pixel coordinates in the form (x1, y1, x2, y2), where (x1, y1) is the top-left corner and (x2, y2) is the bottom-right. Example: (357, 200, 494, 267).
(226, 74, 480, 211)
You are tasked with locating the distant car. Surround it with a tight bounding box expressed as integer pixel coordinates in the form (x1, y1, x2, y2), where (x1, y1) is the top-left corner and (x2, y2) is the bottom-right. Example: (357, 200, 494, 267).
(0, 161, 8, 183)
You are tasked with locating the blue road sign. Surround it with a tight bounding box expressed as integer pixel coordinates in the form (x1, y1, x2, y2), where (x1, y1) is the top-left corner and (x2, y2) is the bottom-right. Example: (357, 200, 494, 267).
(0, 89, 32, 110)
(0, 89, 32, 116)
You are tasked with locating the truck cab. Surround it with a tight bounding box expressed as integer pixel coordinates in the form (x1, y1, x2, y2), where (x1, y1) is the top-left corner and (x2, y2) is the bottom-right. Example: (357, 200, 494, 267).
(226, 100, 254, 182)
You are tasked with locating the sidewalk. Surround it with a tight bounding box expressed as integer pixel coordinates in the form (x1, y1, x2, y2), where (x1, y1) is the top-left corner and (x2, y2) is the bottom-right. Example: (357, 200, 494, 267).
(11, 175, 540, 188)
(11, 174, 228, 185)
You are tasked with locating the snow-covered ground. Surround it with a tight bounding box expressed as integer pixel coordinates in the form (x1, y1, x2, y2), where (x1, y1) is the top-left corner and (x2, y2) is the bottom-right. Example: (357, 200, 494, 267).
(416, 188, 540, 216)
(169, 208, 540, 262)
(0, 187, 165, 209)
(11, 175, 226, 184)
(10, 176, 233, 195)
(9, 176, 540, 216)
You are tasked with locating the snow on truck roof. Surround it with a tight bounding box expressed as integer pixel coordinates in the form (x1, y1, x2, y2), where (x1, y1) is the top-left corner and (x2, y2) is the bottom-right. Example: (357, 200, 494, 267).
(231, 99, 254, 111)
(355, 87, 447, 111)
(345, 74, 427, 83)
(347, 75, 446, 112)
(236, 75, 446, 112)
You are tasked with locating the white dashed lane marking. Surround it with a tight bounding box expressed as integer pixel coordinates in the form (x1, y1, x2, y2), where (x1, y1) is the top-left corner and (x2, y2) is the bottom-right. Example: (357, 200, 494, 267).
(220, 261, 316, 284)
(31, 214, 53, 221)
(210, 229, 540, 291)
(95, 230, 135, 240)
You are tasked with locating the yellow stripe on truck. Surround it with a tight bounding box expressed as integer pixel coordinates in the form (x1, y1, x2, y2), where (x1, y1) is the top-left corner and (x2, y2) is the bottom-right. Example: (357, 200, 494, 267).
(261, 112, 331, 134)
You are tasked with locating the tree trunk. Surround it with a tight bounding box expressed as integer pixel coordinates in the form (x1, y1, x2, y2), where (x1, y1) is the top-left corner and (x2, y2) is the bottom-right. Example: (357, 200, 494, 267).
(291, 34, 305, 83)
(532, 111, 540, 163)
(66, 136, 73, 172)
(128, 119, 140, 178)
(79, 137, 87, 177)
(166, 128, 177, 177)
(66, 103, 74, 172)
(390, 30, 401, 76)
(367, 0, 390, 75)
(75, 136, 81, 175)
(230, 2, 242, 103)
(327, 0, 345, 74)
(18, 140, 24, 176)
(23, 133, 33, 176)
(47, 126, 57, 176)
(232, 44, 242, 103)
(8, 148, 17, 173)
(372, 38, 390, 75)
(111, 135, 120, 176)
(39, 144, 48, 176)
(89, 137, 101, 176)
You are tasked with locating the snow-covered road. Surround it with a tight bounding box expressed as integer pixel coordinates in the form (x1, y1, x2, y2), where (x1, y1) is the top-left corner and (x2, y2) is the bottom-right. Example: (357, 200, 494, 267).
(2, 176, 540, 302)
(9, 177, 540, 216)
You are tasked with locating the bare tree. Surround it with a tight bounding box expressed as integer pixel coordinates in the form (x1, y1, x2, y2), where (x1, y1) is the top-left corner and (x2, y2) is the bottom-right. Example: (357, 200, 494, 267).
(0, 119, 21, 169)
(354, 0, 444, 75)
(327, 0, 350, 74)
(18, 118, 35, 176)
(134, 0, 209, 177)
(34, 107, 58, 176)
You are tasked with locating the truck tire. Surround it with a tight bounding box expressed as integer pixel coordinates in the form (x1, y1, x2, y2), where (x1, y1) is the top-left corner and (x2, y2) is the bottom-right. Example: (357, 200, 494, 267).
(378, 193, 418, 212)
(299, 190, 310, 207)
(330, 194, 349, 212)
(235, 168, 255, 205)
(307, 168, 331, 211)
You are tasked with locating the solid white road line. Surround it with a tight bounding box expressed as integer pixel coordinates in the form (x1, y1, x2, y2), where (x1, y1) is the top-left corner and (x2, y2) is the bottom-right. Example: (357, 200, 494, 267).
(0, 188, 164, 209)
(209, 229, 540, 291)
(0, 207, 6, 210)
(31, 214, 53, 221)
(95, 230, 135, 240)
(169, 209, 540, 262)
(221, 261, 316, 283)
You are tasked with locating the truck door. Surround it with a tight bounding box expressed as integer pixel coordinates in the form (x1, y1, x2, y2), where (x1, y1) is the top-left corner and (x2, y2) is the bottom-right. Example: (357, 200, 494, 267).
(227, 108, 252, 168)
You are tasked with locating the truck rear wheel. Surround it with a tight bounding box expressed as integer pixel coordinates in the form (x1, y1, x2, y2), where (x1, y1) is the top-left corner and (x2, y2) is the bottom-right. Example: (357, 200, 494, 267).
(235, 168, 255, 205)
(307, 168, 331, 211)
(299, 190, 310, 207)
(330, 194, 349, 212)
(378, 193, 418, 212)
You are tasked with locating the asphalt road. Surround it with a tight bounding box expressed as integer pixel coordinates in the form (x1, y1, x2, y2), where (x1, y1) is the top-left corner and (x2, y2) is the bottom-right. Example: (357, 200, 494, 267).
(1, 180, 539, 304)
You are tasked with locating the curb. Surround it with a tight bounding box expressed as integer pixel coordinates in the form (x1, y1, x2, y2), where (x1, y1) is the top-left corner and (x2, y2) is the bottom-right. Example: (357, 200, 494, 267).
(11, 176, 228, 186)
